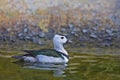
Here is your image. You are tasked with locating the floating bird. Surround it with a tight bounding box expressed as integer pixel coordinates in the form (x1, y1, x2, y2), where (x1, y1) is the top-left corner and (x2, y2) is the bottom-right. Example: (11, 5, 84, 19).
(12, 34, 69, 63)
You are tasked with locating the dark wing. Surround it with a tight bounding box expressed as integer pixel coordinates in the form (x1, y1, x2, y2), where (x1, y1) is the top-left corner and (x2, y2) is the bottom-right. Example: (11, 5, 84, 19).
(23, 49, 63, 58)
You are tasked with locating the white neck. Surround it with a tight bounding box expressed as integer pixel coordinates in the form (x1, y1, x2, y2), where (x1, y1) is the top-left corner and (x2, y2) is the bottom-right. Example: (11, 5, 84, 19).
(53, 43, 68, 55)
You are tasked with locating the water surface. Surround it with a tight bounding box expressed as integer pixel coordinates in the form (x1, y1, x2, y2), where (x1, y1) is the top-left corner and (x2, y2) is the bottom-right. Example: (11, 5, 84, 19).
(0, 48, 120, 80)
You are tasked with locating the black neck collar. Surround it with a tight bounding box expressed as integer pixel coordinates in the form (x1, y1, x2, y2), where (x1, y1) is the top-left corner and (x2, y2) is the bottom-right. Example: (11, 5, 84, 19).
(55, 50, 69, 59)
(61, 52, 69, 59)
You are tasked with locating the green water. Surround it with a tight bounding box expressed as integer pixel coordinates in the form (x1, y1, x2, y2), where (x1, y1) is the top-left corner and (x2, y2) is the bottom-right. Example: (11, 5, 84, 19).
(0, 48, 120, 80)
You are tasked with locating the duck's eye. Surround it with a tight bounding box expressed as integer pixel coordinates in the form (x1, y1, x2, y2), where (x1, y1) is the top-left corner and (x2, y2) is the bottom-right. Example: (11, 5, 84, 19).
(61, 37, 64, 39)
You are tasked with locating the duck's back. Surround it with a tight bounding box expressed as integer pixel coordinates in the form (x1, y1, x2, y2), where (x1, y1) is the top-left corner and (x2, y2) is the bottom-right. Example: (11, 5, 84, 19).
(24, 49, 63, 58)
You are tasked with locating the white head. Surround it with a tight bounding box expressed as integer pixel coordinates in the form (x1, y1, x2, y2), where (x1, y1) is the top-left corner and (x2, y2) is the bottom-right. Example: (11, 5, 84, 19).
(53, 34, 67, 45)
(53, 34, 68, 55)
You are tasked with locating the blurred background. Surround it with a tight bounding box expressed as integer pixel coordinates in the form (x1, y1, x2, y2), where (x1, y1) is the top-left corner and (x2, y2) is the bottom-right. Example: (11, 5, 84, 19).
(0, 0, 120, 49)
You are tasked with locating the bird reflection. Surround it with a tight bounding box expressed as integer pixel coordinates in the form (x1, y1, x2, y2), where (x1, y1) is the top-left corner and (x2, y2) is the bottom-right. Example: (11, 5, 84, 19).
(13, 61, 67, 77)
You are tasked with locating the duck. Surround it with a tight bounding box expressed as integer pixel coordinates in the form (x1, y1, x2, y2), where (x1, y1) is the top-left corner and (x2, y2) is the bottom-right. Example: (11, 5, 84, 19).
(12, 34, 70, 63)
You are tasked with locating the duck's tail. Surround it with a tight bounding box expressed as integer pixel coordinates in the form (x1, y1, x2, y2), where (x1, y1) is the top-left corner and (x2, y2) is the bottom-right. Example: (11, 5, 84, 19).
(12, 55, 23, 60)
(12, 55, 37, 63)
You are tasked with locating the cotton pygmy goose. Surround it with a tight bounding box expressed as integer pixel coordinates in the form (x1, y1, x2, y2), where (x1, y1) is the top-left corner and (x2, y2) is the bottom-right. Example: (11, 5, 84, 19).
(12, 34, 69, 63)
